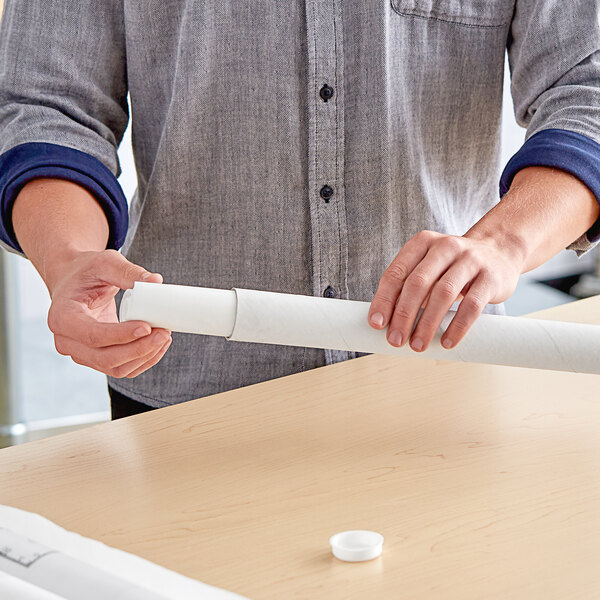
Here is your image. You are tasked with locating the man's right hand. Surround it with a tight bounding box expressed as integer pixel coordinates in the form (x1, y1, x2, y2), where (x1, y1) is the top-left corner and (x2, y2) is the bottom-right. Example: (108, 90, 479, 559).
(48, 249, 172, 379)
(11, 178, 172, 379)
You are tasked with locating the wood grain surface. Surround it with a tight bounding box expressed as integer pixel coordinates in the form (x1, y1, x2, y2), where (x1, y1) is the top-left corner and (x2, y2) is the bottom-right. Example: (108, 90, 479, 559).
(1, 297, 600, 599)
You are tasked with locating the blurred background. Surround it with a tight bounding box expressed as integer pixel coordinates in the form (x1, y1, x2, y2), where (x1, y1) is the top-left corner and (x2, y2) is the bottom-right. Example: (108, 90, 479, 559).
(1, 0, 599, 447)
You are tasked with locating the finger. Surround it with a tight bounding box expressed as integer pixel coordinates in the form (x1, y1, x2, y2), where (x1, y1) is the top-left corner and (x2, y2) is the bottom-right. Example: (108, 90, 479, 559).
(368, 231, 439, 329)
(386, 243, 457, 348)
(55, 328, 172, 375)
(106, 337, 168, 379)
(124, 337, 173, 379)
(441, 275, 490, 349)
(113, 336, 172, 379)
(91, 250, 163, 290)
(421, 290, 431, 309)
(49, 306, 154, 348)
(409, 260, 478, 352)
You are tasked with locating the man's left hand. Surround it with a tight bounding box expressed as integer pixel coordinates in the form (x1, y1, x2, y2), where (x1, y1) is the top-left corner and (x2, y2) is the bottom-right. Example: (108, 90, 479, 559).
(367, 230, 523, 352)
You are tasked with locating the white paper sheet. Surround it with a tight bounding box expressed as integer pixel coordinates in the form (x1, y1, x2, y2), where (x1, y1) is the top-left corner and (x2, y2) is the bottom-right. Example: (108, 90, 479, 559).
(120, 282, 600, 375)
(0, 572, 64, 600)
(0, 505, 248, 600)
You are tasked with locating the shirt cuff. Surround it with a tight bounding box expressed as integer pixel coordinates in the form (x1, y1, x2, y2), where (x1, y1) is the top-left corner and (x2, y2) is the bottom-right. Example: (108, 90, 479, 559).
(0, 142, 129, 253)
(499, 128, 600, 252)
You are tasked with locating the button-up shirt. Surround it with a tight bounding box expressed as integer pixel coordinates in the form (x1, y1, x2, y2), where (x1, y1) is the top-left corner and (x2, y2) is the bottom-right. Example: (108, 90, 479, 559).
(1, 0, 600, 406)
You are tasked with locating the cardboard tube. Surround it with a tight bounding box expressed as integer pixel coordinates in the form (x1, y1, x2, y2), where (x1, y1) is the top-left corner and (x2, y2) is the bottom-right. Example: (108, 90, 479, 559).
(120, 282, 600, 374)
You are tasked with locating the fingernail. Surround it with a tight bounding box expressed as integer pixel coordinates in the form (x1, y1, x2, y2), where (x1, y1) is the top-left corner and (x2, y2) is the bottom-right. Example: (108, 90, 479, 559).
(153, 331, 170, 346)
(141, 272, 152, 281)
(442, 338, 453, 349)
(388, 330, 403, 346)
(134, 326, 149, 338)
(411, 338, 423, 351)
(370, 312, 384, 327)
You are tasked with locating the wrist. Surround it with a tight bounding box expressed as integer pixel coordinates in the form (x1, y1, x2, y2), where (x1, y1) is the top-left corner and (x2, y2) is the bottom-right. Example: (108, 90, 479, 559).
(12, 178, 111, 294)
(43, 247, 99, 296)
(464, 221, 529, 272)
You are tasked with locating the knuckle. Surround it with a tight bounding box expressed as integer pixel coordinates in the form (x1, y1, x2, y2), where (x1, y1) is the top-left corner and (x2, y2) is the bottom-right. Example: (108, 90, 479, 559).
(110, 365, 129, 379)
(435, 279, 457, 300)
(416, 316, 436, 333)
(451, 317, 470, 333)
(462, 247, 481, 264)
(93, 250, 113, 267)
(47, 308, 61, 334)
(94, 352, 116, 373)
(70, 355, 86, 367)
(127, 358, 154, 378)
(103, 249, 120, 260)
(372, 292, 395, 307)
(392, 306, 412, 322)
(124, 263, 141, 281)
(414, 230, 434, 243)
(463, 294, 485, 313)
(54, 337, 68, 356)
(479, 267, 493, 281)
(439, 236, 462, 253)
(385, 262, 409, 283)
(407, 270, 429, 289)
(134, 341, 152, 358)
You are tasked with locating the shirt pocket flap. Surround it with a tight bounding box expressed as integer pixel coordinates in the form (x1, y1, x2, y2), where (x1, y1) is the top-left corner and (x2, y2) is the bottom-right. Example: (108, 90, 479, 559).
(390, 0, 515, 27)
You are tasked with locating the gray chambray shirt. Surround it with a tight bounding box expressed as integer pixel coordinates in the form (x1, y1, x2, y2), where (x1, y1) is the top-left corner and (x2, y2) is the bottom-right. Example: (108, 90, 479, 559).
(1, 1, 600, 407)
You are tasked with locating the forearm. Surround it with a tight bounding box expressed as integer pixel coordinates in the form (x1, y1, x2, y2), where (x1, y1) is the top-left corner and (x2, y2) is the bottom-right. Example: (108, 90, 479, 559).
(465, 166, 600, 273)
(12, 178, 110, 293)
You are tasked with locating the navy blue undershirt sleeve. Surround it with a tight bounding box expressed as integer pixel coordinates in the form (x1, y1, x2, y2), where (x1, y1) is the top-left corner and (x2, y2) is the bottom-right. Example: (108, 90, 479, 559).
(0, 142, 128, 253)
(500, 128, 600, 245)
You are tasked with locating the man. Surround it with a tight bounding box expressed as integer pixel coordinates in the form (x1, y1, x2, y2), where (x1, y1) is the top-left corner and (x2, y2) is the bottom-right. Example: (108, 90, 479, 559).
(1, 1, 599, 418)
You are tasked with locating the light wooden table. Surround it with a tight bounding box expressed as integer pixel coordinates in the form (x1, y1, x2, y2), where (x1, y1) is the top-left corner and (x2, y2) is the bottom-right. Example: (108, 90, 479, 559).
(1, 298, 600, 599)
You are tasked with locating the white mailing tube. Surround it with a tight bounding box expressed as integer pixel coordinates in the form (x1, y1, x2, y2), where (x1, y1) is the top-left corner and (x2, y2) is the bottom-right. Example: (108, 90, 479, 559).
(120, 282, 600, 374)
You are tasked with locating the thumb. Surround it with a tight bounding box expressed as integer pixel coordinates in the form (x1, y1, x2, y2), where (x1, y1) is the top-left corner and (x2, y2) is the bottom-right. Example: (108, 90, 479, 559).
(94, 250, 163, 290)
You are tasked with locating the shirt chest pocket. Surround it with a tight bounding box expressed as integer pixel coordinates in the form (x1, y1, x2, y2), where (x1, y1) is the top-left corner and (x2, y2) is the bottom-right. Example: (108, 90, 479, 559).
(390, 0, 515, 28)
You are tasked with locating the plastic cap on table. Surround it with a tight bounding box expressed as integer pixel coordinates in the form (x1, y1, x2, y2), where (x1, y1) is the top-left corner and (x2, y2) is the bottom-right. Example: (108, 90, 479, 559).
(329, 530, 384, 562)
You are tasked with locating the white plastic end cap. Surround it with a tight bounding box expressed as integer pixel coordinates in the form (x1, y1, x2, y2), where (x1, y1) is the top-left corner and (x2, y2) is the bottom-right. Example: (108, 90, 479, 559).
(329, 530, 384, 562)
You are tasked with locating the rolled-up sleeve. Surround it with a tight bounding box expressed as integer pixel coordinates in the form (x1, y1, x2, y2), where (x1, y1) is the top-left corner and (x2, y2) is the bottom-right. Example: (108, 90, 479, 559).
(502, 0, 600, 255)
(0, 0, 130, 254)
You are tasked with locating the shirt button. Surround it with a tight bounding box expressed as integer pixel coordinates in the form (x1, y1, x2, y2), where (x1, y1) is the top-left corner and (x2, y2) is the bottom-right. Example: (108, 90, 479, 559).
(323, 285, 337, 298)
(319, 84, 334, 102)
(320, 184, 334, 202)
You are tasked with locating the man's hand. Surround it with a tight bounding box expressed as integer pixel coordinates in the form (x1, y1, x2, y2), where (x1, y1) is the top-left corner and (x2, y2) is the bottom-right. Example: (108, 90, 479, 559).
(11, 178, 172, 378)
(367, 230, 524, 352)
(368, 166, 600, 353)
(48, 249, 172, 378)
